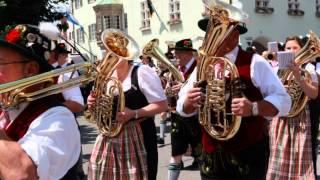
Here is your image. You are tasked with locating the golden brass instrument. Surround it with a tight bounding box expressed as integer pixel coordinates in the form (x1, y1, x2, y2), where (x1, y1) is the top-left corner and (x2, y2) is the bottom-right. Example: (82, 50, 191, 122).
(91, 29, 139, 137)
(0, 62, 94, 110)
(278, 31, 320, 117)
(143, 39, 185, 108)
(197, 0, 248, 140)
(143, 38, 184, 83)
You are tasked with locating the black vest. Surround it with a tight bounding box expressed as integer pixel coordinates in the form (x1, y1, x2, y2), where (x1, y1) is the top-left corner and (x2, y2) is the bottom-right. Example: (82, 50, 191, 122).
(126, 66, 156, 132)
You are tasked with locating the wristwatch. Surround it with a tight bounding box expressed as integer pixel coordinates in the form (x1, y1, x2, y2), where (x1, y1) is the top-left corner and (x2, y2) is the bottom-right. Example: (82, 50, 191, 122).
(251, 102, 259, 116)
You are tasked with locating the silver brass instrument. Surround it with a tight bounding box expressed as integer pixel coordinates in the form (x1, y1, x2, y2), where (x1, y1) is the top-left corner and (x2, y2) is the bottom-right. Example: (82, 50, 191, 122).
(278, 31, 320, 117)
(0, 62, 94, 110)
(91, 29, 139, 137)
(197, 0, 248, 140)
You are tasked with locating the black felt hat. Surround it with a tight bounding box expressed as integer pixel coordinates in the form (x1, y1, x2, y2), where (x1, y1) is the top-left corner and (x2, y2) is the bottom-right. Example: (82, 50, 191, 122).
(174, 39, 197, 52)
(198, 17, 248, 35)
(54, 43, 71, 54)
(0, 24, 54, 72)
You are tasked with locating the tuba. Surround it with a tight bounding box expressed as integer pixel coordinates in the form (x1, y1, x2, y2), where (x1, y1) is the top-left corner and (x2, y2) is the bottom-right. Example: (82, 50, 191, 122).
(196, 0, 248, 140)
(90, 29, 139, 137)
(0, 62, 94, 110)
(278, 31, 320, 117)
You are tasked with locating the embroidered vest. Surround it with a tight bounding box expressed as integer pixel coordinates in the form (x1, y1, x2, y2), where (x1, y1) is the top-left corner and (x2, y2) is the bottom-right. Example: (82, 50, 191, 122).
(202, 48, 266, 153)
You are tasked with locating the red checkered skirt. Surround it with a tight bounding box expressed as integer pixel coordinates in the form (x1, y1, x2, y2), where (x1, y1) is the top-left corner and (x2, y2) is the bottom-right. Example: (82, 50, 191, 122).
(267, 107, 315, 180)
(88, 121, 148, 180)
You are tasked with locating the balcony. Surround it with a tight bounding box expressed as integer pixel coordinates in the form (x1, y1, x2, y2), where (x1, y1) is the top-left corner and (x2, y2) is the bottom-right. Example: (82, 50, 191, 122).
(255, 7, 274, 14)
(287, 9, 304, 16)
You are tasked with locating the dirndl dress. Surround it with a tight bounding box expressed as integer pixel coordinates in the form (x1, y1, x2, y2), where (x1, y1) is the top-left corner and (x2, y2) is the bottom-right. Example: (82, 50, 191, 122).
(88, 120, 148, 180)
(267, 106, 315, 180)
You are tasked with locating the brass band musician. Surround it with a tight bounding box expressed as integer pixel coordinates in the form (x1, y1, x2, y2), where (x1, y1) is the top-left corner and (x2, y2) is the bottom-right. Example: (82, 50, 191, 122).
(0, 24, 81, 179)
(176, 16, 291, 179)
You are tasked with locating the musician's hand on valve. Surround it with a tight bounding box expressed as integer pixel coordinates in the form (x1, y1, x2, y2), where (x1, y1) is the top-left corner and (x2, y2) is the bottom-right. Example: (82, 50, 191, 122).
(171, 82, 182, 95)
(184, 87, 202, 109)
(231, 97, 253, 117)
(117, 107, 135, 123)
(288, 62, 301, 79)
(87, 91, 96, 110)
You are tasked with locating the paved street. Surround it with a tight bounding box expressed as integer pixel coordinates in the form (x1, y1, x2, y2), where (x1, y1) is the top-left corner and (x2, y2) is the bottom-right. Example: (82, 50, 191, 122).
(78, 115, 320, 180)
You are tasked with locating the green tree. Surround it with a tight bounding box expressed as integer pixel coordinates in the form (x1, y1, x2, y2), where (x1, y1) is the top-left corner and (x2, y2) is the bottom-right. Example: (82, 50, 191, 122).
(0, 0, 68, 31)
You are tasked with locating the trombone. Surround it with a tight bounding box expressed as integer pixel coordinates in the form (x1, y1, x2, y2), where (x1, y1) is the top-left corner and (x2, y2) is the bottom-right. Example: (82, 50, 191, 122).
(0, 62, 94, 110)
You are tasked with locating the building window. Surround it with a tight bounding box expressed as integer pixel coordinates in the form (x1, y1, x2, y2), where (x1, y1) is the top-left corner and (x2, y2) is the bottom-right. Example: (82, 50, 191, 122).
(255, 0, 274, 14)
(89, 24, 96, 41)
(140, 1, 151, 30)
(168, 0, 181, 24)
(103, 16, 112, 29)
(316, 0, 320, 17)
(113, 15, 121, 29)
(88, 0, 95, 4)
(97, 16, 102, 32)
(75, 0, 82, 9)
(76, 28, 85, 43)
(124, 13, 128, 29)
(287, 0, 304, 16)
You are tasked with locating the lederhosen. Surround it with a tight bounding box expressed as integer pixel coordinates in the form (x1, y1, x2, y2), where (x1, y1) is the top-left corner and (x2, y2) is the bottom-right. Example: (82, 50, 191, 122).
(129, 65, 159, 180)
(200, 49, 269, 180)
(171, 60, 202, 158)
(5, 95, 80, 180)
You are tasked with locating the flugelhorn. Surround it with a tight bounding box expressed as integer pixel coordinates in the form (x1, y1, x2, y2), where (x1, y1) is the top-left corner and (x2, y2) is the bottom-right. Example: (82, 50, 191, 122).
(90, 29, 139, 137)
(197, 0, 248, 140)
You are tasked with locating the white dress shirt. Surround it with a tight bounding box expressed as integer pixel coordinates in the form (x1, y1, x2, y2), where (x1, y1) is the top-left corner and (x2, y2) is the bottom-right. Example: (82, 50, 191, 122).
(181, 57, 196, 74)
(176, 46, 292, 118)
(57, 62, 84, 106)
(2, 103, 81, 180)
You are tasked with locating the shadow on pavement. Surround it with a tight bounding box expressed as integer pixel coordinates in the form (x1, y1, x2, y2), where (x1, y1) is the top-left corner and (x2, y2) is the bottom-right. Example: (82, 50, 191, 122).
(79, 124, 97, 145)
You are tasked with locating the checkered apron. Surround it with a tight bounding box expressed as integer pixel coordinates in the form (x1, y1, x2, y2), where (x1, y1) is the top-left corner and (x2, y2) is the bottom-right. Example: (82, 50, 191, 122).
(88, 121, 148, 180)
(267, 107, 315, 180)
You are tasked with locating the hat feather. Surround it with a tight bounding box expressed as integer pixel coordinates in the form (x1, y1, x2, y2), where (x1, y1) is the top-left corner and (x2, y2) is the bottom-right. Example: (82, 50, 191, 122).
(39, 22, 60, 40)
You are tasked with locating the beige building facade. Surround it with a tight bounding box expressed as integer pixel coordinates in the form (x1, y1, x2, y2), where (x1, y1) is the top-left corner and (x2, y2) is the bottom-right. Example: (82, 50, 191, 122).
(71, 0, 320, 59)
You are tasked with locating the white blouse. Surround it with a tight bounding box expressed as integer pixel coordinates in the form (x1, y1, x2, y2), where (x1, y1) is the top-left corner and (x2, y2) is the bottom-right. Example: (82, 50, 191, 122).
(117, 64, 166, 103)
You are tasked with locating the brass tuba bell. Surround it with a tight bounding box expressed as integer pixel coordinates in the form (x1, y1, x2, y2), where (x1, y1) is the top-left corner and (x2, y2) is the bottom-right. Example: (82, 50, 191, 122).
(197, 0, 248, 140)
(90, 29, 139, 137)
(142, 38, 184, 83)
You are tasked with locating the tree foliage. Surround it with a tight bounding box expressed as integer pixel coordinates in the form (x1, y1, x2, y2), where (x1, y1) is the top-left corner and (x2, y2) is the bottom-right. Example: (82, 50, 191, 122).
(0, 0, 68, 31)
